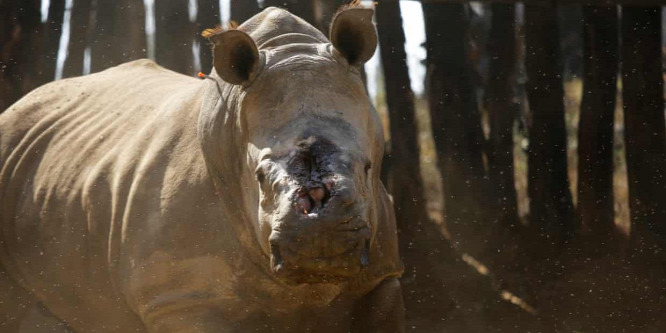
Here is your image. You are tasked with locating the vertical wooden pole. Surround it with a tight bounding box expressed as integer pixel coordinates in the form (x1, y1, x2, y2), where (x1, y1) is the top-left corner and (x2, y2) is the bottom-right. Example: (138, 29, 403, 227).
(423, 2, 487, 255)
(155, 0, 194, 74)
(621, 6, 666, 259)
(376, 0, 428, 273)
(0, 0, 20, 111)
(0, 0, 43, 109)
(41, 0, 66, 82)
(486, 3, 519, 231)
(318, 0, 348, 32)
(578, 5, 618, 252)
(197, 0, 221, 74)
(524, 4, 575, 255)
(15, 0, 43, 94)
(230, 0, 261, 24)
(63, 0, 93, 78)
(91, 0, 147, 73)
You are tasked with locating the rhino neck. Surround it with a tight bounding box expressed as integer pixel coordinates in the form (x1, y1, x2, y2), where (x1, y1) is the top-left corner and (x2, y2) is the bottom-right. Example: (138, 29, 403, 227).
(197, 74, 271, 275)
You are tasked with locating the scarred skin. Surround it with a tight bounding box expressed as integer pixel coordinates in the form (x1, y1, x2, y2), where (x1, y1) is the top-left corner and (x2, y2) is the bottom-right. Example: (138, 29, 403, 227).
(0, 7, 404, 333)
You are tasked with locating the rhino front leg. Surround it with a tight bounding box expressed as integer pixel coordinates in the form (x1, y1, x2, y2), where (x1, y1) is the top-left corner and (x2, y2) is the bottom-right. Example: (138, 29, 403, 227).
(350, 278, 405, 333)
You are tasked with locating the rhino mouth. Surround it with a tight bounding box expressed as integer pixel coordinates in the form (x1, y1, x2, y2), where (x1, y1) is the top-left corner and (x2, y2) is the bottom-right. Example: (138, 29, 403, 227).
(269, 229, 371, 285)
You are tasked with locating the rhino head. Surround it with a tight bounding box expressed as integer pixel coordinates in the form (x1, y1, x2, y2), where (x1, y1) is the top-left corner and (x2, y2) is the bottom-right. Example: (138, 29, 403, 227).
(198, 6, 386, 285)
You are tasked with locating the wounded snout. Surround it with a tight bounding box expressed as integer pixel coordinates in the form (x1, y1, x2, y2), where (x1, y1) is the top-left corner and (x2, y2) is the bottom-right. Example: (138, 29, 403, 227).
(271, 178, 370, 283)
(262, 136, 372, 283)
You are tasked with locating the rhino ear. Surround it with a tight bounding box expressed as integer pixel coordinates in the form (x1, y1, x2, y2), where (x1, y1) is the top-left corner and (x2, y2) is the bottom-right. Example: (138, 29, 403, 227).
(329, 7, 377, 66)
(210, 29, 260, 85)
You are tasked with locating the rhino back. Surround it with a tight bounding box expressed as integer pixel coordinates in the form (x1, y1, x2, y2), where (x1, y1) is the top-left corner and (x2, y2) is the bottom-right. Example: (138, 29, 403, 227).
(0, 59, 231, 331)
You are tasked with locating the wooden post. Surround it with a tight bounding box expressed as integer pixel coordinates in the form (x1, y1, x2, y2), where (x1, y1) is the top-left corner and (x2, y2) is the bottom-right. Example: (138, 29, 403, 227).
(316, 0, 349, 33)
(63, 0, 93, 78)
(620, 6, 666, 260)
(41, 0, 66, 82)
(197, 0, 221, 74)
(423, 2, 488, 255)
(154, 0, 194, 75)
(486, 3, 519, 231)
(577, 5, 618, 252)
(0, 0, 43, 110)
(376, 0, 428, 276)
(0, 0, 19, 111)
(524, 4, 575, 255)
(91, 0, 147, 73)
(230, 0, 261, 24)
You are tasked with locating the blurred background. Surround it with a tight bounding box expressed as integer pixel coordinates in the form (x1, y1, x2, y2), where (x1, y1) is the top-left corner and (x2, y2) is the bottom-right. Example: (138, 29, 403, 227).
(2, 0, 666, 331)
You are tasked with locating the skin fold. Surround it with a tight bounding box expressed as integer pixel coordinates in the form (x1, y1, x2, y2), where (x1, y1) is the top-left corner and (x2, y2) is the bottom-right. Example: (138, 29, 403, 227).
(0, 6, 404, 333)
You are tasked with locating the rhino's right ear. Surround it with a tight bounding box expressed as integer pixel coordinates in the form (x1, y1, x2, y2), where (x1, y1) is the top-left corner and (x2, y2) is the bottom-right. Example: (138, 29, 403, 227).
(209, 29, 260, 85)
(329, 6, 377, 67)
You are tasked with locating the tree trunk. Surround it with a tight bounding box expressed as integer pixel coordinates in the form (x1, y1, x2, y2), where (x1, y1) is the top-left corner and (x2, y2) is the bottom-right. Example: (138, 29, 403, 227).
(154, 0, 194, 75)
(376, 0, 426, 230)
(620, 6, 666, 260)
(262, 0, 316, 26)
(0, 0, 15, 43)
(197, 0, 220, 74)
(375, 0, 435, 322)
(524, 4, 575, 256)
(63, 0, 93, 78)
(15, 0, 43, 93)
(486, 3, 519, 232)
(379, 7, 543, 328)
(41, 0, 66, 82)
(423, 2, 488, 257)
(91, 0, 146, 73)
(317, 0, 347, 33)
(578, 6, 618, 253)
(230, 0, 261, 24)
(0, 0, 43, 111)
(0, 0, 19, 111)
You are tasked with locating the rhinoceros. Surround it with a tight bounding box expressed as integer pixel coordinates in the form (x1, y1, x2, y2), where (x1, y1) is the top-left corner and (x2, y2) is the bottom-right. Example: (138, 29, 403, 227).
(0, 5, 404, 333)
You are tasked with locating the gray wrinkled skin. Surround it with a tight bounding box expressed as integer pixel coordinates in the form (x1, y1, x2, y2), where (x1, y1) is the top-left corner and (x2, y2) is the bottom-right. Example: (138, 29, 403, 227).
(0, 7, 404, 333)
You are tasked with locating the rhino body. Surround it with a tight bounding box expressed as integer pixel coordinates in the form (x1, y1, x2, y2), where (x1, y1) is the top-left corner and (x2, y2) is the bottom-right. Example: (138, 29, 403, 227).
(0, 7, 403, 333)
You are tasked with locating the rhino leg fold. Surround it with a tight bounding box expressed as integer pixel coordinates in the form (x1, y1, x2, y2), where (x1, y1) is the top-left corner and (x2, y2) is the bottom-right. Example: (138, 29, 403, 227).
(0, 264, 34, 332)
(350, 278, 405, 333)
(0, 265, 72, 333)
(143, 307, 232, 333)
(17, 302, 73, 333)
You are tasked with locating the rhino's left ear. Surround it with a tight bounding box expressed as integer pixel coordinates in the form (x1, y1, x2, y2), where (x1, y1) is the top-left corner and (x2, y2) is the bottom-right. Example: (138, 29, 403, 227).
(209, 29, 260, 85)
(329, 7, 377, 66)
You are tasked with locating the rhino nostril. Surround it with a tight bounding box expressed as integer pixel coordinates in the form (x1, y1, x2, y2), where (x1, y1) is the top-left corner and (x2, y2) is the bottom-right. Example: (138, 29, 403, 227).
(295, 185, 332, 215)
(308, 187, 327, 210)
(309, 187, 325, 202)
